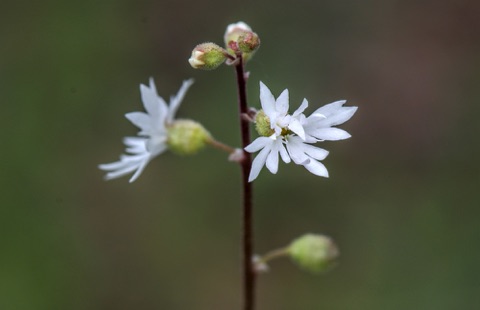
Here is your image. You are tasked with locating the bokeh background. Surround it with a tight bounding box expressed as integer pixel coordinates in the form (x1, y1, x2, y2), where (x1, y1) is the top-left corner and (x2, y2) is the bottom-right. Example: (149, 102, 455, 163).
(2, 0, 480, 309)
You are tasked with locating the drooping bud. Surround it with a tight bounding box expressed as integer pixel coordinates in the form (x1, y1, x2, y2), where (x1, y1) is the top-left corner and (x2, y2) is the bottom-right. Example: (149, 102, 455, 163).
(224, 21, 252, 47)
(224, 21, 260, 61)
(288, 234, 339, 274)
(255, 110, 274, 137)
(167, 120, 211, 155)
(188, 43, 227, 70)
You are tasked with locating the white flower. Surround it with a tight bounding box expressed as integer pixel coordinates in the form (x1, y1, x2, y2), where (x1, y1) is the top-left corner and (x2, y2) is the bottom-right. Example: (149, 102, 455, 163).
(245, 82, 357, 182)
(99, 78, 194, 182)
(258, 81, 307, 139)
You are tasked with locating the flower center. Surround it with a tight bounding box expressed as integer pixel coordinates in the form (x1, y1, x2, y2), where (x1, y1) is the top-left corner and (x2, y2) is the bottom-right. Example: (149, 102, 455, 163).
(255, 110, 293, 137)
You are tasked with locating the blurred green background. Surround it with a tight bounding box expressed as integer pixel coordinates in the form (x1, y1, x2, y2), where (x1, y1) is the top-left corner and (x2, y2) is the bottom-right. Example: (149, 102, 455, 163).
(1, 0, 480, 309)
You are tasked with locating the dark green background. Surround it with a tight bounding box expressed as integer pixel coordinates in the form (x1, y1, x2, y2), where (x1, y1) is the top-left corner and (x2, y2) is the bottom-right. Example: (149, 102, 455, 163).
(2, 0, 479, 309)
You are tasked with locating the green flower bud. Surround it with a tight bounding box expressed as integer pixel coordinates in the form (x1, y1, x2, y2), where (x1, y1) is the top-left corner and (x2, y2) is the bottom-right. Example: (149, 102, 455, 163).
(238, 31, 260, 54)
(255, 110, 274, 137)
(288, 234, 339, 274)
(167, 120, 211, 155)
(188, 43, 227, 70)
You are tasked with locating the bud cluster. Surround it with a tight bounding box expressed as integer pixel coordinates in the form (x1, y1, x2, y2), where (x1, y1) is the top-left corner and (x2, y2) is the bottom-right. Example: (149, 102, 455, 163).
(189, 21, 260, 70)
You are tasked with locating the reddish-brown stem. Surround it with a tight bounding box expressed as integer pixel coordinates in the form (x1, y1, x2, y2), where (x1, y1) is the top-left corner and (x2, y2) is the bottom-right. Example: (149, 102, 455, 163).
(234, 55, 255, 310)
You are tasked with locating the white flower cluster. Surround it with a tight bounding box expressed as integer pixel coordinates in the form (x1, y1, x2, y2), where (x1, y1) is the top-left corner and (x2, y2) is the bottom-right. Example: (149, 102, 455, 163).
(245, 82, 357, 182)
(99, 78, 193, 182)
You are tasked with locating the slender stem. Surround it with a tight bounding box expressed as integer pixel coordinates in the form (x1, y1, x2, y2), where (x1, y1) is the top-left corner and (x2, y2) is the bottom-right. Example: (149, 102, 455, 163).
(257, 247, 290, 265)
(252, 247, 289, 274)
(234, 55, 255, 310)
(207, 138, 237, 154)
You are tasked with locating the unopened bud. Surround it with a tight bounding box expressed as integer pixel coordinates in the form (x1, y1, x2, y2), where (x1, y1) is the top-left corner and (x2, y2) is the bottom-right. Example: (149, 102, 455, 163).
(224, 21, 252, 46)
(238, 31, 260, 53)
(288, 234, 339, 273)
(224, 21, 260, 61)
(188, 43, 227, 70)
(167, 120, 211, 155)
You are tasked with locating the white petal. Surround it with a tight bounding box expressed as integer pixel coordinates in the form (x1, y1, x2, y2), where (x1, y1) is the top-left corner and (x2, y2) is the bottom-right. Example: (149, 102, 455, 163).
(128, 159, 150, 183)
(288, 118, 306, 140)
(125, 143, 146, 154)
(292, 98, 308, 117)
(307, 127, 351, 141)
(99, 138, 148, 171)
(104, 166, 139, 180)
(285, 137, 310, 165)
(278, 141, 291, 163)
(273, 126, 282, 135)
(260, 82, 277, 120)
(119, 153, 150, 163)
(304, 159, 329, 177)
(248, 143, 272, 182)
(99, 149, 153, 182)
(245, 136, 272, 153)
(303, 144, 329, 161)
(302, 132, 319, 144)
(265, 140, 280, 174)
(123, 136, 147, 149)
(98, 160, 130, 171)
(275, 89, 289, 115)
(124, 138, 150, 154)
(311, 100, 346, 117)
(140, 79, 168, 119)
(310, 101, 357, 127)
(103, 157, 146, 180)
(99, 135, 154, 181)
(146, 136, 168, 157)
(148, 77, 157, 94)
(310, 113, 326, 120)
(167, 79, 194, 123)
(125, 112, 151, 133)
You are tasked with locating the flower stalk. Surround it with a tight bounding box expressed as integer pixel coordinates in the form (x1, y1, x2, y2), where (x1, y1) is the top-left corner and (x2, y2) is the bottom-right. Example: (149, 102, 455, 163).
(206, 138, 237, 154)
(256, 247, 290, 266)
(234, 54, 255, 310)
